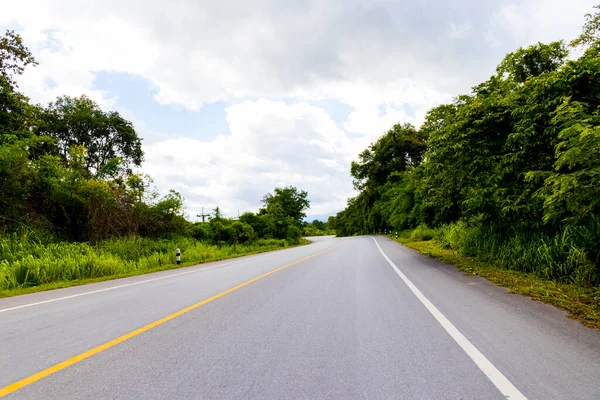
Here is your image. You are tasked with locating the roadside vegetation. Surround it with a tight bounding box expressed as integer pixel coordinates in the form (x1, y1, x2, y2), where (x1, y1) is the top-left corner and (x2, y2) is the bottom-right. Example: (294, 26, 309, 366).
(0, 31, 311, 295)
(332, 8, 600, 319)
(302, 219, 336, 237)
(390, 227, 600, 330)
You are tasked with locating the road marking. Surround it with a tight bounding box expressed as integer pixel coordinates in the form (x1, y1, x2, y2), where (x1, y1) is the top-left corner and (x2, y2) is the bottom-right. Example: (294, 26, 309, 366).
(370, 237, 527, 400)
(0, 241, 345, 398)
(0, 247, 299, 313)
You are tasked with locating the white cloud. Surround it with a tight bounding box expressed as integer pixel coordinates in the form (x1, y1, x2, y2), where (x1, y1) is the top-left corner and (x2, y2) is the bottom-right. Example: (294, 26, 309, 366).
(2, 0, 598, 217)
(142, 100, 356, 217)
(485, 0, 594, 49)
(449, 22, 473, 39)
(6, 0, 594, 109)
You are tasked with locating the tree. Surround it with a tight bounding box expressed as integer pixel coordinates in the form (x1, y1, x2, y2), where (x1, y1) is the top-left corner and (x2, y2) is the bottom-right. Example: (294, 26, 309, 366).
(262, 186, 310, 227)
(188, 222, 214, 242)
(543, 100, 600, 227)
(0, 138, 35, 224)
(310, 219, 325, 231)
(571, 5, 600, 49)
(240, 211, 275, 238)
(229, 221, 255, 244)
(38, 95, 143, 176)
(496, 41, 568, 84)
(211, 207, 223, 222)
(350, 123, 427, 191)
(210, 206, 224, 244)
(0, 30, 37, 90)
(0, 30, 38, 141)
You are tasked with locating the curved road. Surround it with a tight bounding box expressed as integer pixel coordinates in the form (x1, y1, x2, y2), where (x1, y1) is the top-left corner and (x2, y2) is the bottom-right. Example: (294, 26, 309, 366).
(1, 236, 599, 399)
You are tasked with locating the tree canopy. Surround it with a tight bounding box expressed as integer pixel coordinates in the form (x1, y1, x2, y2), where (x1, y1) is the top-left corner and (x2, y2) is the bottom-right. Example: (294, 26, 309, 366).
(333, 8, 600, 286)
(262, 186, 310, 227)
(38, 95, 143, 177)
(0, 29, 311, 247)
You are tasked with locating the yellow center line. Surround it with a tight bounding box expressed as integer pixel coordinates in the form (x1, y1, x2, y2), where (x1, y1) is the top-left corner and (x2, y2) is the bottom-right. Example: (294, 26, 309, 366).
(0, 240, 346, 398)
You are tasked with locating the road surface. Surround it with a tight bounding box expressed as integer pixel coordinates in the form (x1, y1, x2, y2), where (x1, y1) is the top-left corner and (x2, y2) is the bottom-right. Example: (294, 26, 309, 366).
(1, 236, 599, 399)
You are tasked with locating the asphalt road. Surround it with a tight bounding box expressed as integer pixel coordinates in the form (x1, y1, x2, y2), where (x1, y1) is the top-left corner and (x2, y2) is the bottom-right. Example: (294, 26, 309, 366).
(1, 236, 599, 399)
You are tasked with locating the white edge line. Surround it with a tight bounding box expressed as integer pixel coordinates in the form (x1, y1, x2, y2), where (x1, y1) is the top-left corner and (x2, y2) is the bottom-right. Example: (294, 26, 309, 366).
(0, 250, 279, 313)
(370, 236, 527, 400)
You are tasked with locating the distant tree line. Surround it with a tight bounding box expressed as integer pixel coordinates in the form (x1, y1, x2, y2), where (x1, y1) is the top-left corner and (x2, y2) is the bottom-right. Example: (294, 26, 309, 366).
(189, 186, 311, 245)
(302, 219, 335, 237)
(332, 8, 600, 286)
(0, 30, 309, 245)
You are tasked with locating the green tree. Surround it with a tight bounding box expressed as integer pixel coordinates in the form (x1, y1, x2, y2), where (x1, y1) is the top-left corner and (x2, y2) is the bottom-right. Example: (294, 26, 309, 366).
(262, 186, 310, 227)
(229, 221, 255, 244)
(240, 211, 274, 238)
(543, 100, 600, 228)
(38, 95, 143, 176)
(310, 219, 325, 230)
(0, 30, 37, 90)
(188, 222, 214, 242)
(0, 30, 38, 141)
(210, 206, 224, 244)
(571, 5, 600, 48)
(496, 41, 568, 84)
(350, 123, 426, 191)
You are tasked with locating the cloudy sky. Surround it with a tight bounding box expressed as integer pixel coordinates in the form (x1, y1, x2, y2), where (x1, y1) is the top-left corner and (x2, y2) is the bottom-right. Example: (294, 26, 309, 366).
(2, 0, 595, 220)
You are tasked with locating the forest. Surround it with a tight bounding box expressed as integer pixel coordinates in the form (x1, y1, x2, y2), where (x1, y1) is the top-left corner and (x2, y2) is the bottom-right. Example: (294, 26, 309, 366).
(332, 9, 600, 288)
(0, 31, 322, 293)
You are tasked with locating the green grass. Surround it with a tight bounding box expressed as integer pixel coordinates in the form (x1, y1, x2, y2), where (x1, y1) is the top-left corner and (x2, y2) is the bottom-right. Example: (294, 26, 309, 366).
(390, 232, 600, 331)
(0, 233, 309, 298)
(432, 222, 600, 286)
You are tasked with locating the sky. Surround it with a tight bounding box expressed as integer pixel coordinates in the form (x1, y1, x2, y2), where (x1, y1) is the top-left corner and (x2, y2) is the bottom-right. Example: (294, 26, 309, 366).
(2, 0, 596, 221)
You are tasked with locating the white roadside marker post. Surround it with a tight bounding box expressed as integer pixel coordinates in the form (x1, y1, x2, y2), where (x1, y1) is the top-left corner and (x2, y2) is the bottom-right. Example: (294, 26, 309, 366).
(176, 248, 181, 265)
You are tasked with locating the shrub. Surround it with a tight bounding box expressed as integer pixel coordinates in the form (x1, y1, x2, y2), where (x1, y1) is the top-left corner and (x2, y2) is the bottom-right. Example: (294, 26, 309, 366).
(0, 233, 295, 291)
(409, 225, 437, 241)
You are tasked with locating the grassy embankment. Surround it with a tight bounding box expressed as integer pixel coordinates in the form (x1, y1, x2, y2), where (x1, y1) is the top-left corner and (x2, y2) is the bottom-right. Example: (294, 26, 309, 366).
(388, 224, 600, 330)
(0, 233, 309, 298)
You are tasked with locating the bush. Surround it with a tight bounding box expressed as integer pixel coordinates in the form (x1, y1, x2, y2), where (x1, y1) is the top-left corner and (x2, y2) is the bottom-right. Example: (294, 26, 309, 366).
(430, 222, 599, 286)
(285, 225, 303, 244)
(409, 225, 437, 241)
(229, 221, 256, 244)
(188, 223, 213, 242)
(0, 233, 296, 291)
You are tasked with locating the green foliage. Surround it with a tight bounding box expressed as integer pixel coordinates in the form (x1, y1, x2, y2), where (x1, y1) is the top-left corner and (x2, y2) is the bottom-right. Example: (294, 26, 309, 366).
(571, 5, 600, 48)
(0, 233, 294, 292)
(335, 8, 600, 287)
(228, 221, 256, 244)
(0, 31, 187, 242)
(350, 123, 427, 191)
(394, 234, 600, 330)
(262, 186, 310, 227)
(0, 29, 37, 90)
(496, 41, 568, 84)
(408, 225, 437, 241)
(37, 95, 143, 176)
(544, 99, 600, 229)
(432, 222, 599, 286)
(310, 219, 325, 230)
(303, 225, 323, 236)
(0, 30, 309, 258)
(259, 186, 310, 240)
(302, 219, 335, 236)
(0, 30, 313, 295)
(240, 212, 275, 238)
(188, 222, 214, 242)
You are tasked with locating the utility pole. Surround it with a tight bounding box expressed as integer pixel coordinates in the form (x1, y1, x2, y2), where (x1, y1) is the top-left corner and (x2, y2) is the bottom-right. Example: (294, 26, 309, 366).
(196, 207, 211, 223)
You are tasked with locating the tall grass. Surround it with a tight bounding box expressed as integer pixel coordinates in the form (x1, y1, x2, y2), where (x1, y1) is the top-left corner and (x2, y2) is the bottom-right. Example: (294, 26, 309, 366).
(0, 234, 294, 291)
(426, 222, 600, 286)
